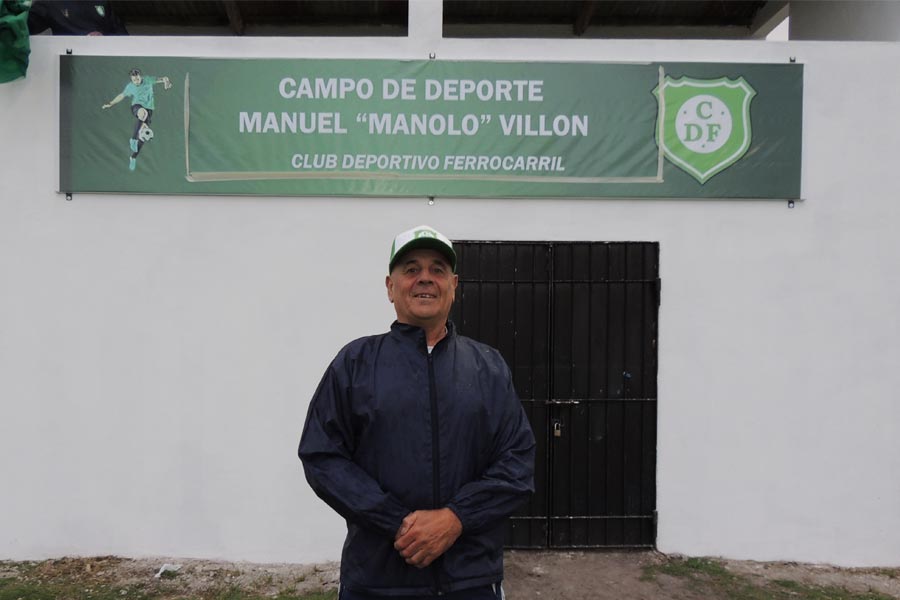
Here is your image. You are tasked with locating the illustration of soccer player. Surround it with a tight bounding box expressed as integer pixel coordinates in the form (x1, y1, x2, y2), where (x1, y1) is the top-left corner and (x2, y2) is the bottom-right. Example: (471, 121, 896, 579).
(102, 68, 172, 171)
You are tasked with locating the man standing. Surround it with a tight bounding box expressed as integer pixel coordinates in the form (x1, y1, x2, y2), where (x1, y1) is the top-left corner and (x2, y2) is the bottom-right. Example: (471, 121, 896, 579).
(299, 225, 535, 599)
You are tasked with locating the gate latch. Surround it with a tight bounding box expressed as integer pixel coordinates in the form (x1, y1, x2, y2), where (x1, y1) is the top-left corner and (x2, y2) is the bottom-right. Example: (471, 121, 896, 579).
(552, 420, 563, 438)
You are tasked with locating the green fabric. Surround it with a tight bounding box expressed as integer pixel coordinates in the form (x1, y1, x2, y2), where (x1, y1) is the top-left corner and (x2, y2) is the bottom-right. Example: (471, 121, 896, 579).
(0, 0, 30, 84)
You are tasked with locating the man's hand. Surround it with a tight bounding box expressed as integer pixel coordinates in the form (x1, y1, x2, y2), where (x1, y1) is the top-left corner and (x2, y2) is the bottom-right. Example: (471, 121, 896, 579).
(394, 508, 462, 569)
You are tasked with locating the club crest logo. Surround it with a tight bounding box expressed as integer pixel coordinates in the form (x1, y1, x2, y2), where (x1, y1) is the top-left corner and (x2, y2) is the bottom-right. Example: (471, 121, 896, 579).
(414, 229, 437, 239)
(653, 75, 756, 184)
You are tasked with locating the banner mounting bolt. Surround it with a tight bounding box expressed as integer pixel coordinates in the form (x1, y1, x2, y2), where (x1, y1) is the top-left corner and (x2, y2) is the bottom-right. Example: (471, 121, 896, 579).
(789, 56, 796, 63)
(788, 200, 795, 209)
(429, 52, 436, 60)
(428, 196, 435, 205)
(66, 48, 73, 55)
(65, 193, 72, 201)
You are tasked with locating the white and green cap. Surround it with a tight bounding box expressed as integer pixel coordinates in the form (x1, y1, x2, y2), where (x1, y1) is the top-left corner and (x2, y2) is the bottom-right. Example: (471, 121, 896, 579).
(388, 225, 457, 273)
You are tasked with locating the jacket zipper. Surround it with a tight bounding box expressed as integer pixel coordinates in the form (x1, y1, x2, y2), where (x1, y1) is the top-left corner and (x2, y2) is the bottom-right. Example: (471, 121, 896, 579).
(427, 350, 444, 595)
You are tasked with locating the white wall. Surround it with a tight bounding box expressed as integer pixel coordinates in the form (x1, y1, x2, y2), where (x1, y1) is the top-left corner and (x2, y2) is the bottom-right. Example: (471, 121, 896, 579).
(1, 22, 899, 567)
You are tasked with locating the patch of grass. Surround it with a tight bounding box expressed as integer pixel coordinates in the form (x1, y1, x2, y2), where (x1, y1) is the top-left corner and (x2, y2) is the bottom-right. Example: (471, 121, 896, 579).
(642, 556, 897, 600)
(638, 570, 656, 583)
(656, 557, 732, 579)
(773, 578, 804, 590)
(0, 580, 59, 600)
(0, 574, 336, 600)
(210, 586, 247, 600)
(767, 584, 897, 600)
(872, 568, 899, 580)
(274, 592, 336, 600)
(207, 588, 336, 600)
(0, 577, 153, 600)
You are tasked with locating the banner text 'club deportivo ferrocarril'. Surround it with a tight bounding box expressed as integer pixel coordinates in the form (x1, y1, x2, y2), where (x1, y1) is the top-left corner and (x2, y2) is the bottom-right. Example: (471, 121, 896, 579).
(60, 56, 803, 198)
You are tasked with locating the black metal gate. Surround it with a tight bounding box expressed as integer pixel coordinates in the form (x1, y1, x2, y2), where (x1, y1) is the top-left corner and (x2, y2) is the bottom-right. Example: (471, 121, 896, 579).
(449, 241, 659, 549)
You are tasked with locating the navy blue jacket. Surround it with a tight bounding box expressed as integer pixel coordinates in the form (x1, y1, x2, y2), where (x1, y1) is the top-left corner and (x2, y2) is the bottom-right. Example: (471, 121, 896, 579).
(299, 321, 535, 596)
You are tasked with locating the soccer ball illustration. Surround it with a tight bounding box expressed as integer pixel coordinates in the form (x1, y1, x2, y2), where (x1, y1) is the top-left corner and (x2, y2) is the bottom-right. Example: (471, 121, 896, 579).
(138, 126, 154, 143)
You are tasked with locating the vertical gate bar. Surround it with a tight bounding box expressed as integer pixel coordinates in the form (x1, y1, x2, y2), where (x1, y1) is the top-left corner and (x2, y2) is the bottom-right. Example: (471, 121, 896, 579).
(641, 245, 649, 544)
(514, 241, 538, 546)
(586, 244, 594, 544)
(621, 246, 628, 542)
(609, 244, 626, 545)
(623, 246, 636, 544)
(460, 244, 467, 334)
(485, 245, 497, 348)
(636, 274, 647, 544)
(513, 246, 532, 399)
(568, 253, 577, 545)
(546, 243, 554, 548)
(511, 244, 522, 545)
(474, 244, 483, 340)
(459, 243, 466, 335)
(624, 246, 637, 544)
(496, 245, 502, 350)
(553, 245, 570, 404)
(571, 244, 588, 545)
(559, 405, 569, 546)
(534, 248, 551, 546)
(567, 245, 574, 546)
(529, 244, 534, 549)
(640, 244, 646, 523)
(532, 244, 544, 547)
(513, 246, 518, 414)
(603, 244, 611, 547)
(605, 243, 613, 547)
(643, 243, 660, 545)
(495, 244, 531, 545)
(588, 244, 607, 546)
(494, 247, 500, 350)
(642, 401, 658, 545)
(463, 245, 475, 337)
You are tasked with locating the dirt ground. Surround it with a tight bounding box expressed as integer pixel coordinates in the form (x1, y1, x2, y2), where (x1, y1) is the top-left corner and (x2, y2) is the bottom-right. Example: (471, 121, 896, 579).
(503, 551, 900, 599)
(3, 552, 899, 600)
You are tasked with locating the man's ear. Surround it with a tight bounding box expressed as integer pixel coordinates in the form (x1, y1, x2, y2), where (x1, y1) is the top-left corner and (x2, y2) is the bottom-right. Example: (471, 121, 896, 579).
(385, 274, 394, 303)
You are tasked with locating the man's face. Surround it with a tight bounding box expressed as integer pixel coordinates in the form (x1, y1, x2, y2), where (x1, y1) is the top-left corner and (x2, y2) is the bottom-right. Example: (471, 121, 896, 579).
(386, 248, 458, 330)
(131, 74, 142, 85)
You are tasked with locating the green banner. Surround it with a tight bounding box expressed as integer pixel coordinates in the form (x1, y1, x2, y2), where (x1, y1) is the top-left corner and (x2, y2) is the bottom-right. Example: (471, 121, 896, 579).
(60, 56, 802, 198)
